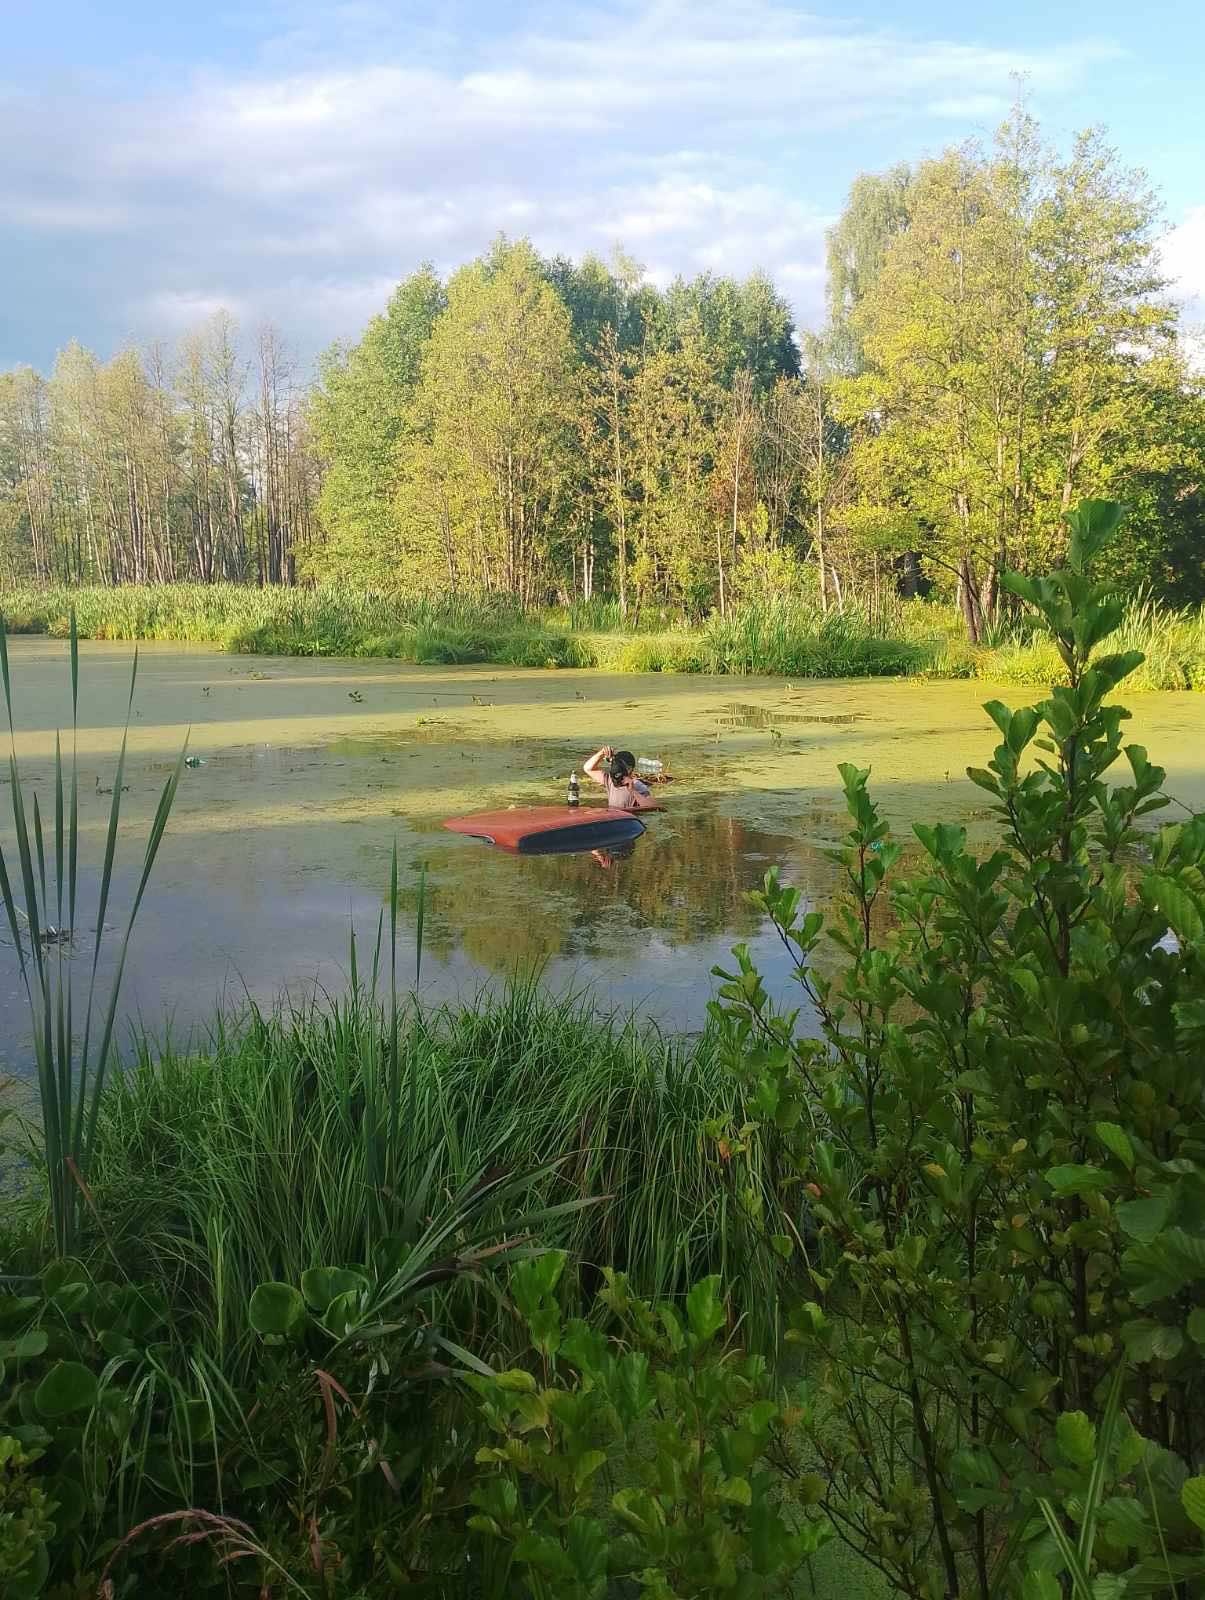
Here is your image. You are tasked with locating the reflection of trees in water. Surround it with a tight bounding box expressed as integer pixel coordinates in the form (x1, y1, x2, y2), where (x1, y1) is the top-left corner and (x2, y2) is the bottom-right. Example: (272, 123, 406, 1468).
(412, 809, 811, 975)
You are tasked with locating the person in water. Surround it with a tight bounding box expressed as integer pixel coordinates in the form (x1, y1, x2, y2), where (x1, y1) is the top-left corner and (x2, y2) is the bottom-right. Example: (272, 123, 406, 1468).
(583, 745, 656, 810)
(591, 841, 638, 869)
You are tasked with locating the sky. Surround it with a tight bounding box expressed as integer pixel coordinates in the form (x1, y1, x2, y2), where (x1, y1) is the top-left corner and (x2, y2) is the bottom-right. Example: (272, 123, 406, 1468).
(2, 0, 1203, 374)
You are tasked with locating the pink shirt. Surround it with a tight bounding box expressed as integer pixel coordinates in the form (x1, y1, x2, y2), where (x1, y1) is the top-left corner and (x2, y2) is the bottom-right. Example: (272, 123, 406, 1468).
(605, 776, 651, 810)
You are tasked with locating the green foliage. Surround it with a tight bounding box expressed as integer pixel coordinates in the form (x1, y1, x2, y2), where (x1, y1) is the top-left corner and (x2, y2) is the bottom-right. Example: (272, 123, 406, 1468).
(836, 117, 1198, 639)
(8, 579, 1205, 686)
(5, 111, 1205, 624)
(8, 495, 1205, 1598)
(711, 500, 1205, 1598)
(308, 265, 446, 585)
(0, 1197, 583, 1593)
(1026, 1370, 1205, 1598)
(468, 1263, 831, 1597)
(71, 979, 784, 1377)
(0, 614, 185, 1254)
(0, 1434, 55, 1599)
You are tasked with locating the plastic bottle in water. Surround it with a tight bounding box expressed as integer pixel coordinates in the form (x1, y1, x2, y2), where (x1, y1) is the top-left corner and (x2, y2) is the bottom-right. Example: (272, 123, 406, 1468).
(636, 757, 663, 778)
(567, 771, 580, 807)
(184, 756, 206, 768)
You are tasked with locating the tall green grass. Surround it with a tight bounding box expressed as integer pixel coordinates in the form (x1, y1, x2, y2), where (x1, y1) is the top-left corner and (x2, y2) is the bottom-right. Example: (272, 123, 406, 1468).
(78, 983, 782, 1376)
(0, 614, 186, 1253)
(6, 581, 1205, 686)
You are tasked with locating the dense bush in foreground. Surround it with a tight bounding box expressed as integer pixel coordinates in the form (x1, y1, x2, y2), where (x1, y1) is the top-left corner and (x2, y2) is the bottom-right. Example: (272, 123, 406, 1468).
(712, 503, 1205, 1597)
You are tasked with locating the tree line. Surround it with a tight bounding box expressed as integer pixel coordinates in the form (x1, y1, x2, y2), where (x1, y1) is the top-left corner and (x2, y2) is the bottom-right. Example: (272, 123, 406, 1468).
(0, 315, 317, 586)
(2, 109, 1203, 635)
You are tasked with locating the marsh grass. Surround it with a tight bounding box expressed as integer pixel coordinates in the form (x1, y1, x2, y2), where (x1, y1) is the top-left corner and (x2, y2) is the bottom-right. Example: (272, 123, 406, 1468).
(0, 612, 186, 1254)
(6, 580, 1204, 686)
(4, 582, 1196, 688)
(80, 982, 781, 1376)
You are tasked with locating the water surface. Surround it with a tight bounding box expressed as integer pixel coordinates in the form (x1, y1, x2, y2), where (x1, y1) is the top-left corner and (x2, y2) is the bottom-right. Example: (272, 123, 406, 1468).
(2, 640, 1203, 1063)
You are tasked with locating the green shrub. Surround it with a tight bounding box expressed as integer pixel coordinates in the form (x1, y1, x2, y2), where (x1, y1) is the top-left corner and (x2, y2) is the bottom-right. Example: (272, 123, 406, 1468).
(0, 1434, 55, 1599)
(712, 501, 1205, 1599)
(467, 1254, 832, 1598)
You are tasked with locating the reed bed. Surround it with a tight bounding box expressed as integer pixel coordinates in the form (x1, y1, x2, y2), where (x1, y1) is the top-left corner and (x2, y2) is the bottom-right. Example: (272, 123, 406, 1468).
(79, 982, 784, 1377)
(5, 582, 1204, 686)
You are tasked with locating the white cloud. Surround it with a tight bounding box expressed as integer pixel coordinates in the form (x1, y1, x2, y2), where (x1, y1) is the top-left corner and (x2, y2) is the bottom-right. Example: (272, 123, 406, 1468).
(0, 0, 1134, 368)
(1163, 206, 1205, 309)
(1, 197, 129, 230)
(144, 289, 252, 330)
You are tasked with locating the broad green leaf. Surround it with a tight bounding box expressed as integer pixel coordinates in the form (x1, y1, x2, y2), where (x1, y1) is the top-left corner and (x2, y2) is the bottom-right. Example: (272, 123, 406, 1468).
(493, 1368, 537, 1393)
(1065, 499, 1126, 571)
(1174, 998, 1205, 1033)
(248, 1282, 306, 1337)
(300, 1266, 367, 1313)
(1090, 1575, 1127, 1600)
(984, 700, 1013, 737)
(1139, 876, 1203, 943)
(512, 1532, 574, 1578)
(1182, 1477, 1205, 1533)
(561, 1320, 609, 1373)
(1121, 1319, 1183, 1363)
(685, 1276, 726, 1344)
(1056, 1410, 1096, 1467)
(1187, 1307, 1205, 1346)
(1116, 1195, 1170, 1242)
(513, 1248, 567, 1306)
(35, 1360, 97, 1418)
(1008, 707, 1040, 753)
(999, 571, 1039, 605)
(564, 1515, 609, 1583)
(1094, 1122, 1134, 1170)
(49, 1470, 87, 1531)
(720, 1475, 753, 1506)
(0, 1331, 48, 1361)
(1097, 1495, 1148, 1551)
(1046, 1163, 1111, 1198)
(513, 1392, 549, 1432)
(574, 1448, 608, 1490)
(41, 1259, 87, 1296)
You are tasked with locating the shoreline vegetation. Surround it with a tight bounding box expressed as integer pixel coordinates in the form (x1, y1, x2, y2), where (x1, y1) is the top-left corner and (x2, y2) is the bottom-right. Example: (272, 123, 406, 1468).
(5, 580, 1205, 689)
(4, 505, 1205, 1597)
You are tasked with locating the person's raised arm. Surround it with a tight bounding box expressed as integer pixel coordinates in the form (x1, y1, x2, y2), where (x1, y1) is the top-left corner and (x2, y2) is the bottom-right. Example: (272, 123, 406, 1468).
(583, 745, 612, 787)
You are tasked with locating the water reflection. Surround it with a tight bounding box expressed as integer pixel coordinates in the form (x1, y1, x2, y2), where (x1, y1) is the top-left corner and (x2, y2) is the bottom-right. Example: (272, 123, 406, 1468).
(417, 801, 815, 976)
(716, 702, 866, 729)
(4, 639, 1203, 1051)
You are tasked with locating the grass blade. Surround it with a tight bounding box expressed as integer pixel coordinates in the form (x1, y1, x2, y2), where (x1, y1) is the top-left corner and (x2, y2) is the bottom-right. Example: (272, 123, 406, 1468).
(82, 737, 188, 1164)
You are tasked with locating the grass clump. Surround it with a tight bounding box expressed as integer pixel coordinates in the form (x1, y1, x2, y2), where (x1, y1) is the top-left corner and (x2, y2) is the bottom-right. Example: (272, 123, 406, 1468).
(79, 982, 780, 1374)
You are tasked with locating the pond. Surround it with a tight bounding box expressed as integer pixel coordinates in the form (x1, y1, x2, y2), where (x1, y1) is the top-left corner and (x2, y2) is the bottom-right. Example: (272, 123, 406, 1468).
(2, 638, 1204, 1065)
